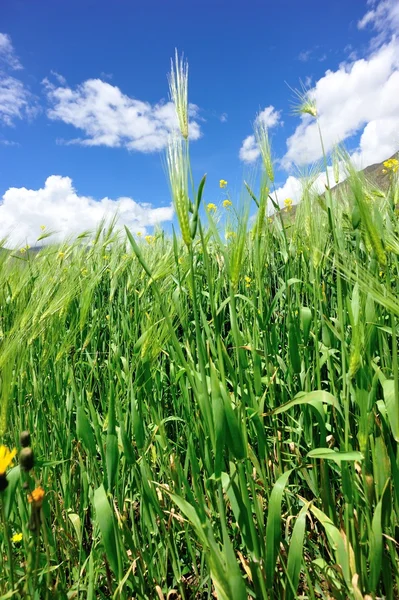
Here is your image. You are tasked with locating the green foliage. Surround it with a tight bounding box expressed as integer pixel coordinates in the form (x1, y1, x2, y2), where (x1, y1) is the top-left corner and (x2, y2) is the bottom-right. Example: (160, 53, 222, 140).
(0, 60, 399, 600)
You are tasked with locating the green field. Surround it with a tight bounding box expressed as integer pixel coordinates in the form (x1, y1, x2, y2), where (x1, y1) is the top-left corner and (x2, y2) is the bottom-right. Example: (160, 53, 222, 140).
(1, 56, 399, 599)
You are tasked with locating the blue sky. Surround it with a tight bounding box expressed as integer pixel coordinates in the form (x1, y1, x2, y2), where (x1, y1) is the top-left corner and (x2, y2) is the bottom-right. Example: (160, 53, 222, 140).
(0, 0, 398, 245)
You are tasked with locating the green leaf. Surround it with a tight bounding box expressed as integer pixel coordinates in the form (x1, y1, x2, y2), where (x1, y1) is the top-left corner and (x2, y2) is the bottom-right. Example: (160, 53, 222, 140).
(76, 406, 97, 456)
(68, 512, 82, 544)
(3, 465, 20, 519)
(272, 390, 343, 419)
(285, 504, 308, 600)
(93, 484, 119, 578)
(265, 469, 293, 590)
(307, 448, 363, 464)
(382, 380, 399, 441)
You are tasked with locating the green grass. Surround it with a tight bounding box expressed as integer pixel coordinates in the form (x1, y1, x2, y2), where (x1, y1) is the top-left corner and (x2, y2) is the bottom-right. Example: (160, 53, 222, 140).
(0, 56, 399, 599)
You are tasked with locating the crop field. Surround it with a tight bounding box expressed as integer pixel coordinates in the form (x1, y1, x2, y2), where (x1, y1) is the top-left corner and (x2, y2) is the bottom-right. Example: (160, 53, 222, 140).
(0, 56, 399, 599)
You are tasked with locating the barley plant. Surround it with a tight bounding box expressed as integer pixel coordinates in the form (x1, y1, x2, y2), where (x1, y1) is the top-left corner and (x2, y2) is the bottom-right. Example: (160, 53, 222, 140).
(0, 53, 399, 600)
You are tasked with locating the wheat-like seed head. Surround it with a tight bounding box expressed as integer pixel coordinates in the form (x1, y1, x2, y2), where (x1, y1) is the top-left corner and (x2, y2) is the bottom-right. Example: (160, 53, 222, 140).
(168, 50, 189, 140)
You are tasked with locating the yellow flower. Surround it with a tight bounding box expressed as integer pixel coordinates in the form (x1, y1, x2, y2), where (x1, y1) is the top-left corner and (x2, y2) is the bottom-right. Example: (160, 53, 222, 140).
(268, 217, 273, 224)
(219, 179, 228, 188)
(145, 235, 155, 244)
(0, 446, 17, 476)
(383, 158, 399, 173)
(58, 251, 65, 259)
(206, 203, 217, 212)
(382, 169, 387, 174)
(284, 198, 293, 209)
(28, 486, 45, 508)
(81, 268, 88, 276)
(12, 532, 23, 544)
(40, 225, 46, 231)
(19, 247, 26, 254)
(178, 257, 183, 264)
(137, 232, 142, 237)
(245, 276, 252, 288)
(106, 314, 110, 320)
(103, 254, 110, 260)
(223, 199, 232, 208)
(225, 231, 236, 240)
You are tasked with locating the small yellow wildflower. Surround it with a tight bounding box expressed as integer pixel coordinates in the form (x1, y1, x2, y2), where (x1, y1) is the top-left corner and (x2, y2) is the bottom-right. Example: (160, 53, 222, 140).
(27, 486, 45, 508)
(40, 225, 46, 231)
(12, 532, 23, 544)
(145, 235, 155, 244)
(268, 217, 273, 224)
(106, 314, 110, 320)
(226, 231, 236, 240)
(81, 268, 88, 276)
(223, 199, 232, 208)
(383, 158, 399, 173)
(137, 232, 142, 237)
(284, 198, 293, 212)
(0, 446, 17, 476)
(245, 276, 252, 288)
(103, 254, 110, 260)
(178, 257, 183, 264)
(219, 179, 228, 188)
(58, 251, 65, 259)
(382, 169, 387, 174)
(19, 247, 26, 254)
(207, 203, 217, 212)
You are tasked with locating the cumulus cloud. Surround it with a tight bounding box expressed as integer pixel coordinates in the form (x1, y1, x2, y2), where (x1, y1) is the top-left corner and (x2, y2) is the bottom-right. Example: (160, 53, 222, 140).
(43, 77, 202, 152)
(0, 33, 36, 127)
(271, 164, 347, 210)
(0, 175, 174, 247)
(239, 105, 281, 163)
(282, 37, 399, 169)
(0, 33, 22, 71)
(358, 0, 399, 45)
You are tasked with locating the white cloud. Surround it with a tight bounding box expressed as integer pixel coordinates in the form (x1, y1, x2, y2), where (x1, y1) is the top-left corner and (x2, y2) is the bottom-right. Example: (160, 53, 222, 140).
(298, 50, 312, 62)
(239, 105, 281, 163)
(0, 175, 174, 247)
(0, 75, 33, 126)
(358, 0, 399, 45)
(0, 33, 36, 127)
(44, 77, 202, 152)
(272, 165, 346, 209)
(282, 38, 399, 169)
(0, 33, 22, 71)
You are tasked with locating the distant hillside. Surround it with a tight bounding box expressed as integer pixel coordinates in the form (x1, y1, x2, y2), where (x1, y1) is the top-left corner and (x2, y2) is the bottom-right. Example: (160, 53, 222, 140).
(278, 151, 398, 220)
(332, 152, 398, 197)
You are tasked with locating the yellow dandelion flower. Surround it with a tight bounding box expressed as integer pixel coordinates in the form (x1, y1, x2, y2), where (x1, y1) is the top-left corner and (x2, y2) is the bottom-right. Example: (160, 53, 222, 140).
(145, 235, 155, 244)
(12, 532, 23, 543)
(0, 445, 17, 476)
(206, 203, 217, 212)
(19, 247, 26, 254)
(40, 225, 46, 231)
(58, 251, 65, 259)
(137, 232, 142, 237)
(223, 199, 232, 208)
(245, 276, 252, 284)
(219, 179, 228, 188)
